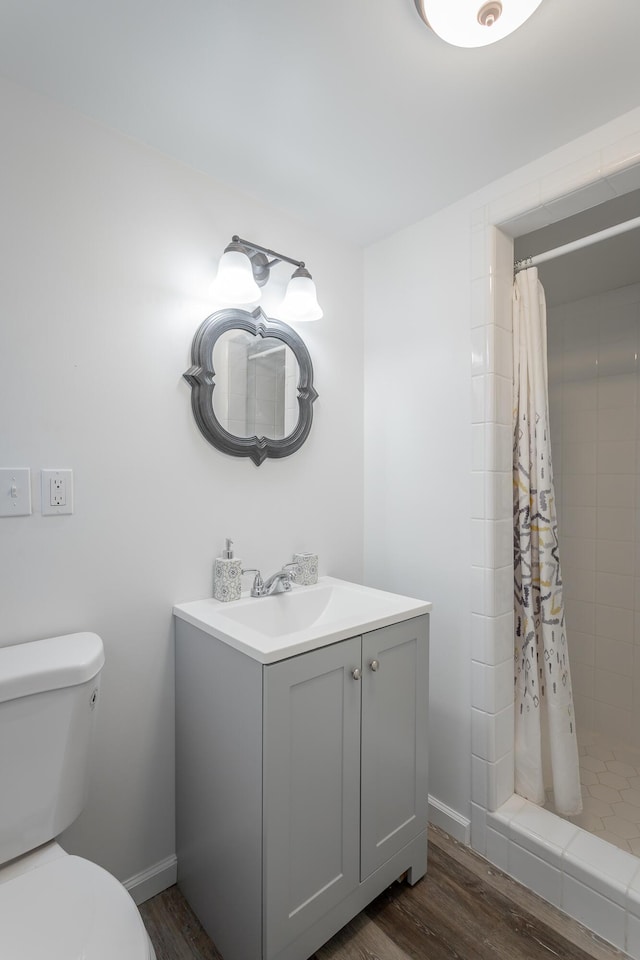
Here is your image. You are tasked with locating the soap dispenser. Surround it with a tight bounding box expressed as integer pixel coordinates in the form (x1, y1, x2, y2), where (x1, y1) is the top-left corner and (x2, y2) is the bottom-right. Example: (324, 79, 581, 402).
(213, 538, 242, 602)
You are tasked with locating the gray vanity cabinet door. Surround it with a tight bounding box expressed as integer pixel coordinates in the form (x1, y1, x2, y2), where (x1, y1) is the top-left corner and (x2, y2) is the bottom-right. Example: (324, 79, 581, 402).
(263, 636, 362, 960)
(360, 616, 429, 880)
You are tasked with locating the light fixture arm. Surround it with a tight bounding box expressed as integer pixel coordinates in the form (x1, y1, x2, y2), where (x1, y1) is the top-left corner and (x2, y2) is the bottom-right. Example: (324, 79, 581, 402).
(232, 235, 305, 271)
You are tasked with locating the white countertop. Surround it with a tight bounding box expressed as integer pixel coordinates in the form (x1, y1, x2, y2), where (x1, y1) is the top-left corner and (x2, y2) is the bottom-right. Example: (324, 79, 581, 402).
(173, 576, 432, 664)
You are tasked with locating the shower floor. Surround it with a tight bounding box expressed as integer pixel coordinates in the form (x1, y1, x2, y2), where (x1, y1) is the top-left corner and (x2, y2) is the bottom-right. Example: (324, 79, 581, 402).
(546, 730, 640, 855)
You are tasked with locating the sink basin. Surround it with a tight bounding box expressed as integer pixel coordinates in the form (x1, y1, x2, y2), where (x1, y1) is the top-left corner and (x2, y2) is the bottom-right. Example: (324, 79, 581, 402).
(216, 581, 403, 636)
(174, 577, 432, 663)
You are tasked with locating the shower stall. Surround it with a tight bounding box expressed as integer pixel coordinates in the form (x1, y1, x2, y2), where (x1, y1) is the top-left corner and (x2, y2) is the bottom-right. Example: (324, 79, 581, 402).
(466, 142, 640, 958)
(514, 193, 640, 855)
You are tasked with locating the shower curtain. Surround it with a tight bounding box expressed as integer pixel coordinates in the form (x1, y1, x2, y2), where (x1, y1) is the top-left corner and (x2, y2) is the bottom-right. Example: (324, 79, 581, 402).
(513, 267, 582, 816)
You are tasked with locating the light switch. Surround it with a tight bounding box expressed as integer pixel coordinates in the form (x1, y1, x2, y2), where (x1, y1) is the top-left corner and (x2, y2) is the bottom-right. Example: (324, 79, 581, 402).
(0, 468, 32, 517)
(41, 469, 74, 516)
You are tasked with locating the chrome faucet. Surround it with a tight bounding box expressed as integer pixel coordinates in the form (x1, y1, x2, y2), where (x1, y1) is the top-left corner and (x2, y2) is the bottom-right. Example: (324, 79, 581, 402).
(242, 563, 298, 597)
(243, 566, 295, 598)
(262, 569, 293, 596)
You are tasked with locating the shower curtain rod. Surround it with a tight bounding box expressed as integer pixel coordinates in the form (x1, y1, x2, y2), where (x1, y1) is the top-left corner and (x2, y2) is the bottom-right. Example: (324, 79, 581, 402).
(514, 214, 640, 274)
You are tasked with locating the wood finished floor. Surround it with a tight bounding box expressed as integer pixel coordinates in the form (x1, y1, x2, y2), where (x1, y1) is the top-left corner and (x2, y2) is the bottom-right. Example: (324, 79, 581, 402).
(140, 826, 630, 960)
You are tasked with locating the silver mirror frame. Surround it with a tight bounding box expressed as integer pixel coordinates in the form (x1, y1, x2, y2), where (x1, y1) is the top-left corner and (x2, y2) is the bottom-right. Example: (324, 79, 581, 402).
(183, 307, 318, 466)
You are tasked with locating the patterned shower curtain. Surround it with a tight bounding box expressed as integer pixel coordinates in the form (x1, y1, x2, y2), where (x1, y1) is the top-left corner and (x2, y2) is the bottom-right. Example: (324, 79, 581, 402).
(513, 267, 582, 817)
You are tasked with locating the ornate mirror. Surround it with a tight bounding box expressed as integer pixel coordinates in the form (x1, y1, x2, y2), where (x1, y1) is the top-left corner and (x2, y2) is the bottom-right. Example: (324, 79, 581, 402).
(183, 307, 318, 466)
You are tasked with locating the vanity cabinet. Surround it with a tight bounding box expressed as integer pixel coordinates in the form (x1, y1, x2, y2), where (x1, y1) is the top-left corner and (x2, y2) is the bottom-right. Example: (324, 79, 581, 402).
(175, 611, 429, 960)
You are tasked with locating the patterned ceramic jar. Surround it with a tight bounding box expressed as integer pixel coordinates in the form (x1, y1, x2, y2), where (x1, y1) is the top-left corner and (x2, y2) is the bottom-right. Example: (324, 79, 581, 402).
(293, 553, 318, 586)
(213, 557, 242, 601)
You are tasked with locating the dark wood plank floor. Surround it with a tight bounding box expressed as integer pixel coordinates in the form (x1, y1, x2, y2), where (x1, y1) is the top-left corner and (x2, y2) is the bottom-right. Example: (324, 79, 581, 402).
(140, 827, 630, 960)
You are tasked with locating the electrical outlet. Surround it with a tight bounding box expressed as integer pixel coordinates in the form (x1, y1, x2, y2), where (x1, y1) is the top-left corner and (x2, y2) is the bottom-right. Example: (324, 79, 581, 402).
(50, 476, 66, 506)
(41, 469, 73, 516)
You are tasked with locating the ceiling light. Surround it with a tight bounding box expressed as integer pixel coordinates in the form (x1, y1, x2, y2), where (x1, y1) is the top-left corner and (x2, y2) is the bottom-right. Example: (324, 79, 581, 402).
(414, 0, 543, 47)
(211, 236, 323, 322)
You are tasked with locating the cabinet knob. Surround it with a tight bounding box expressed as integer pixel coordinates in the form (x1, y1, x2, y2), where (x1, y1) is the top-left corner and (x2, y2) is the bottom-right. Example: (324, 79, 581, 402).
(352, 667, 362, 680)
(370, 659, 380, 672)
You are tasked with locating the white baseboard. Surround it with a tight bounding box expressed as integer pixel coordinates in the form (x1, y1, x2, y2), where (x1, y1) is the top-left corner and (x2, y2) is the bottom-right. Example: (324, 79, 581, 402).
(122, 801, 469, 906)
(428, 795, 470, 844)
(124, 854, 177, 905)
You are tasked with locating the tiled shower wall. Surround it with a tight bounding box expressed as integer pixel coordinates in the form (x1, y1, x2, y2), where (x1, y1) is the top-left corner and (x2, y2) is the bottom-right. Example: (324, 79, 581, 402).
(547, 282, 640, 748)
(469, 135, 640, 958)
(245, 345, 286, 439)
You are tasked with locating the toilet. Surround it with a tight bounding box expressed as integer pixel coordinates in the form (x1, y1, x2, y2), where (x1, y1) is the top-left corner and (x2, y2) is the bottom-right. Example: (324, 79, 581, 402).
(0, 632, 156, 959)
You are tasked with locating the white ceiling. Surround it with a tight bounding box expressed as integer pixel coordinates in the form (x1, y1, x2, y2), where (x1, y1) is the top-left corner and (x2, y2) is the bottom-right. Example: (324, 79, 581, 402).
(1, 0, 640, 246)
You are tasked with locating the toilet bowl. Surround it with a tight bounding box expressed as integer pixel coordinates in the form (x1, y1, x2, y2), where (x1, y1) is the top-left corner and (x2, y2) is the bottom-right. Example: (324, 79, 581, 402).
(0, 843, 157, 959)
(0, 632, 157, 959)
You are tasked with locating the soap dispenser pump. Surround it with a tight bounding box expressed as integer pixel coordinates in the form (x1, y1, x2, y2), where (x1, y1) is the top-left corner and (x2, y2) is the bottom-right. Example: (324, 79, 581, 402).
(213, 538, 242, 602)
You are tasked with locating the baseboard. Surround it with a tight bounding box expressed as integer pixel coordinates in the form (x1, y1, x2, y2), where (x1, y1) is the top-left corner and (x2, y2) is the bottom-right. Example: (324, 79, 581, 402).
(428, 795, 470, 844)
(122, 803, 467, 906)
(124, 854, 178, 905)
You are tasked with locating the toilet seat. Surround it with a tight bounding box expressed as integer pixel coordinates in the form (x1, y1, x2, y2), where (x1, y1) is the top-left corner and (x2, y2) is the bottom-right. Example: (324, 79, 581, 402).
(0, 853, 154, 959)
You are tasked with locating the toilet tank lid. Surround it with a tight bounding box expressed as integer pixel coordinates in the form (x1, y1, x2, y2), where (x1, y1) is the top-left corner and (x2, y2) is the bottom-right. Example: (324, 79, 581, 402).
(0, 632, 105, 704)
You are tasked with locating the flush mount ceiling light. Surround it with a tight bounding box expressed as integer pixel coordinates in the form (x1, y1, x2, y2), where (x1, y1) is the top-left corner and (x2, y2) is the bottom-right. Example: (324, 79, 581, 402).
(414, 0, 543, 47)
(211, 235, 323, 322)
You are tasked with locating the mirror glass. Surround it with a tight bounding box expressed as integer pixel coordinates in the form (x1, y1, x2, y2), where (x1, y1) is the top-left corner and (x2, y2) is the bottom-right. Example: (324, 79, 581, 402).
(212, 331, 300, 440)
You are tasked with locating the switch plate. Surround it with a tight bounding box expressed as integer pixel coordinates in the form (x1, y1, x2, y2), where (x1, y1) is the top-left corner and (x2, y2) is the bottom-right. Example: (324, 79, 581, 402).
(0, 468, 32, 517)
(41, 469, 74, 516)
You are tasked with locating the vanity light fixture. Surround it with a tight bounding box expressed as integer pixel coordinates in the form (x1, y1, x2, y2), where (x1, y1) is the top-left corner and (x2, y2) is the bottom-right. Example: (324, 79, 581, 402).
(211, 235, 323, 321)
(414, 0, 543, 47)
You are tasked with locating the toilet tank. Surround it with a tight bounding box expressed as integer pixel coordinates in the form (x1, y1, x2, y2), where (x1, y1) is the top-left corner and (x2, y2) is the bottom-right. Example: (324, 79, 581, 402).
(0, 632, 105, 866)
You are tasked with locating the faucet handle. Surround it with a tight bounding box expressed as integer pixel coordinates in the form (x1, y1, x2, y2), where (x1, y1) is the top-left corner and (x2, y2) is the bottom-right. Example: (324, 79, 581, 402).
(282, 562, 299, 583)
(242, 568, 264, 597)
(242, 568, 263, 585)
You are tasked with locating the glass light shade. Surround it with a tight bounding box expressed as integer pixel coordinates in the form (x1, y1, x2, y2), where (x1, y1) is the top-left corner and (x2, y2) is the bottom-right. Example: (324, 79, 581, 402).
(210, 249, 261, 304)
(417, 0, 543, 47)
(278, 274, 323, 322)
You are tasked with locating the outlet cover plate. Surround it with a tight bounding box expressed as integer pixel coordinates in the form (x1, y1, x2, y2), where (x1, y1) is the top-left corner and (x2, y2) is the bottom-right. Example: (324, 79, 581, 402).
(41, 469, 74, 516)
(0, 468, 32, 517)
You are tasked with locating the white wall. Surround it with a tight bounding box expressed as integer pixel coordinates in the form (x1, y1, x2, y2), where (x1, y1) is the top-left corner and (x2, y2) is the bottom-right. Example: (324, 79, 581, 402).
(363, 104, 640, 828)
(5, 67, 640, 900)
(364, 206, 473, 823)
(0, 76, 364, 884)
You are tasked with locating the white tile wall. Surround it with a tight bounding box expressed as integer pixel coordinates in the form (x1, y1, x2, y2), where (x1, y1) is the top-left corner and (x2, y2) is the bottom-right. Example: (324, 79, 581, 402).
(486, 826, 509, 870)
(471, 133, 640, 958)
(562, 876, 627, 951)
(487, 796, 640, 954)
(508, 842, 563, 905)
(548, 282, 640, 747)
